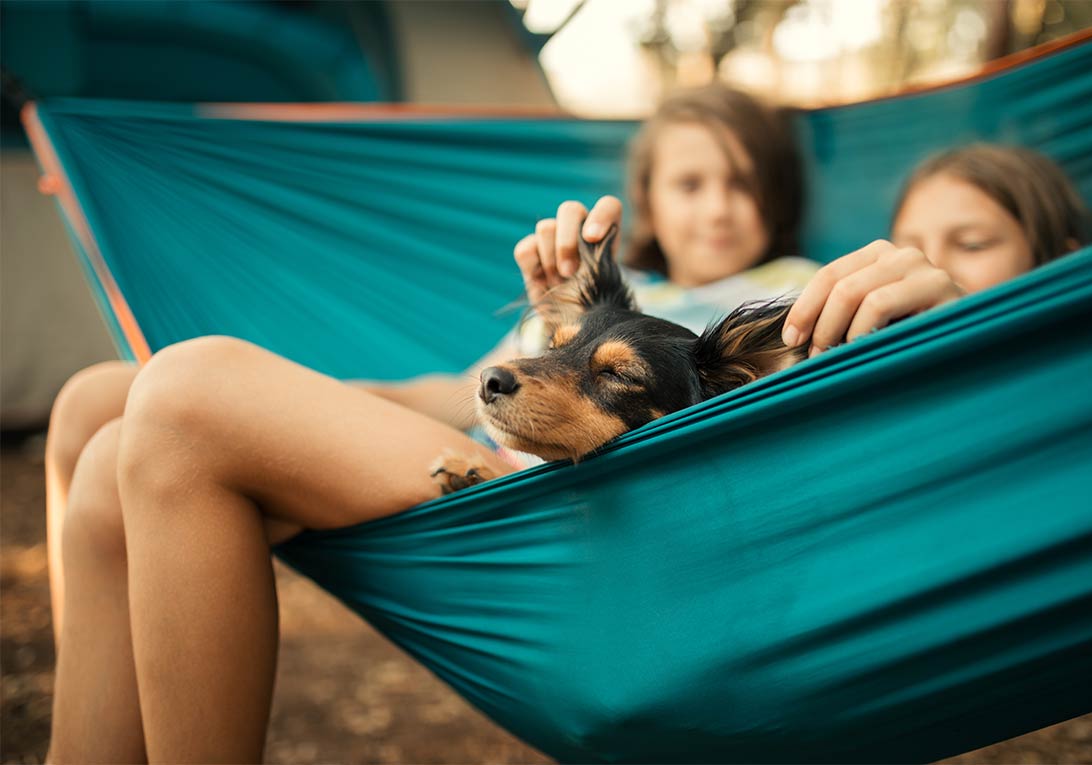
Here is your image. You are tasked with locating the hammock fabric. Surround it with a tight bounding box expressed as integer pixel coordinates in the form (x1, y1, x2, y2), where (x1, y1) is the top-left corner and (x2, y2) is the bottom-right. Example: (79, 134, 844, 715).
(26, 34, 1092, 763)
(0, 0, 388, 105)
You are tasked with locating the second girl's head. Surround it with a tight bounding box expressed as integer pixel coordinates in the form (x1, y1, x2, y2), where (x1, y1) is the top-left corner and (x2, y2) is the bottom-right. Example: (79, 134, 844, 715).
(625, 85, 803, 286)
(892, 144, 1090, 293)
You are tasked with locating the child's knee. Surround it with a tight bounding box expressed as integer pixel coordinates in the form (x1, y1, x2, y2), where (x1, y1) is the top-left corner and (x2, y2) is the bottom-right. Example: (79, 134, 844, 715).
(48, 362, 138, 475)
(118, 337, 260, 499)
(124, 336, 257, 432)
(64, 420, 127, 564)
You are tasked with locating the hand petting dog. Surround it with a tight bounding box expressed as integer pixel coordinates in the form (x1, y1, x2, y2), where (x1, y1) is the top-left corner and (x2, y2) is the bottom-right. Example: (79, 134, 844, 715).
(782, 240, 965, 357)
(512, 196, 623, 305)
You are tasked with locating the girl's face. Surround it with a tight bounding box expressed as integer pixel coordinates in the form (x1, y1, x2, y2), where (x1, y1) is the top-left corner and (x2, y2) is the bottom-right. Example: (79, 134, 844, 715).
(647, 122, 770, 287)
(892, 173, 1034, 293)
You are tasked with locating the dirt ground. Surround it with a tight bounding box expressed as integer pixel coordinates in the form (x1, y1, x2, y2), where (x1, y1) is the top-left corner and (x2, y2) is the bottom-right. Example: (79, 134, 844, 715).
(2, 437, 1090, 764)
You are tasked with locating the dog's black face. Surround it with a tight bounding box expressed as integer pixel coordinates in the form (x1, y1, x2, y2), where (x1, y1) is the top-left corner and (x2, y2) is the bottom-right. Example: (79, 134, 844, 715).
(477, 228, 804, 462)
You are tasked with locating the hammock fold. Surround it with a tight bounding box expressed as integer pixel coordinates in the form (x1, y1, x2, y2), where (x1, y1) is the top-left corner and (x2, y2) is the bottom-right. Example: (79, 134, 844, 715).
(26, 33, 1092, 763)
(274, 251, 1092, 762)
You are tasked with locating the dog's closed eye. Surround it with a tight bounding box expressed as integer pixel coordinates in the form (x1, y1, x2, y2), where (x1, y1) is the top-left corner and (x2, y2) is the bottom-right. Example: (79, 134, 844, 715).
(594, 364, 643, 387)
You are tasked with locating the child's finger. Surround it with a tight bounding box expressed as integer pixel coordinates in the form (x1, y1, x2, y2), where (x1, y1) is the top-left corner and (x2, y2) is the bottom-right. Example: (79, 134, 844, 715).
(555, 201, 588, 278)
(513, 233, 547, 304)
(783, 240, 891, 348)
(581, 196, 623, 244)
(808, 257, 904, 352)
(535, 218, 561, 287)
(844, 267, 964, 342)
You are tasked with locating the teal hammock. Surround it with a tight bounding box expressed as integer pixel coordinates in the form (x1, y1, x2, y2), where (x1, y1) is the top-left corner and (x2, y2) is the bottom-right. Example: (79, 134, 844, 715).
(27, 34, 1092, 763)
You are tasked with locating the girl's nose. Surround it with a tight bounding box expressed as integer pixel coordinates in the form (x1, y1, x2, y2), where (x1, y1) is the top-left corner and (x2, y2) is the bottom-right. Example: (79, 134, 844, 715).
(705, 186, 736, 220)
(919, 240, 947, 270)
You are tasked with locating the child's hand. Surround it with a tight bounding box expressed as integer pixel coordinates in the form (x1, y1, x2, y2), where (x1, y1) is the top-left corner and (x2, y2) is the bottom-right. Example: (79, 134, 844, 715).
(513, 195, 623, 304)
(782, 240, 966, 357)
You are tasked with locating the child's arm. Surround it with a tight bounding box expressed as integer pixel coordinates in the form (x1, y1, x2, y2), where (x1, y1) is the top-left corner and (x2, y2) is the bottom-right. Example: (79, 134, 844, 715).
(352, 337, 519, 431)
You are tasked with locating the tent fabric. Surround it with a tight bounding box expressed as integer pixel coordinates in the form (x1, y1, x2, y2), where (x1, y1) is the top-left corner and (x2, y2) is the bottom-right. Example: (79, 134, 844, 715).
(25, 34, 1092, 763)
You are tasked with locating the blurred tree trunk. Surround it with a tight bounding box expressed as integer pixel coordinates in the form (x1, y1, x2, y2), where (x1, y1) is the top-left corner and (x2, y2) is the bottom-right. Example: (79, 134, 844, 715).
(985, 0, 1014, 58)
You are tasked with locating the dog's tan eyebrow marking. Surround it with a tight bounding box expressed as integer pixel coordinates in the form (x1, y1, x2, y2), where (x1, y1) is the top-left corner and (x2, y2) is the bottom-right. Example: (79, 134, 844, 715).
(592, 340, 641, 371)
(551, 324, 581, 348)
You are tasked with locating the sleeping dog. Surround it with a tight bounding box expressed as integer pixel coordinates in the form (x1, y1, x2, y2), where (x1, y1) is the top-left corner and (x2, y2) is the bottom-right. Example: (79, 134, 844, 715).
(431, 227, 805, 494)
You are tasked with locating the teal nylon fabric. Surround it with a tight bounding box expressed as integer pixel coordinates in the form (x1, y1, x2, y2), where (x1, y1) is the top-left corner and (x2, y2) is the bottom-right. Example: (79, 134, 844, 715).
(33, 39, 1092, 380)
(274, 251, 1092, 762)
(37, 101, 633, 377)
(31, 38, 1092, 762)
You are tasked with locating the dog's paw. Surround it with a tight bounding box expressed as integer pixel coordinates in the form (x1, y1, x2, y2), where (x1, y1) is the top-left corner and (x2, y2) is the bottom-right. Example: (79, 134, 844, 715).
(429, 450, 497, 495)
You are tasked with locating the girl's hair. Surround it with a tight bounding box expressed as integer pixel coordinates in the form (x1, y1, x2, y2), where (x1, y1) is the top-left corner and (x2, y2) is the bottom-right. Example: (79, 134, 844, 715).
(894, 144, 1091, 266)
(624, 84, 803, 274)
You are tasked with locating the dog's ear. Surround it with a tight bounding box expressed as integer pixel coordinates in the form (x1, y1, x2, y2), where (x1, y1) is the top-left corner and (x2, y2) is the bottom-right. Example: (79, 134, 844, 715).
(536, 224, 636, 330)
(574, 224, 637, 312)
(693, 300, 802, 399)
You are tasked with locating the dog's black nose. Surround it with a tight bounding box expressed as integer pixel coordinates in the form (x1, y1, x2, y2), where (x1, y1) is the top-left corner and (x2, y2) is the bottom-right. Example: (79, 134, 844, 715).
(480, 366, 519, 403)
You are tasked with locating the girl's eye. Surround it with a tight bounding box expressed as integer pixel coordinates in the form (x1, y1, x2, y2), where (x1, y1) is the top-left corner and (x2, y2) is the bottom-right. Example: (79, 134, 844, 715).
(677, 177, 701, 192)
(958, 239, 997, 252)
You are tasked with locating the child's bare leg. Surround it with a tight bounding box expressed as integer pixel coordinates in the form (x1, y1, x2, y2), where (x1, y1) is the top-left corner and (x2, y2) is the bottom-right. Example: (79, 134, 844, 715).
(45, 361, 139, 641)
(49, 419, 146, 765)
(118, 337, 510, 763)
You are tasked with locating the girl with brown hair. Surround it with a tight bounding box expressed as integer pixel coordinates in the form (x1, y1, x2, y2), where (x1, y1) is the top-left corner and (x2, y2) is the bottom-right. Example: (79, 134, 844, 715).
(782, 144, 1090, 356)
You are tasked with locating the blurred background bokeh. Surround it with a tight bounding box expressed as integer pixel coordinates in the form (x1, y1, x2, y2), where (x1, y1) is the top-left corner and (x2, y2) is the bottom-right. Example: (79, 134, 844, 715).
(2, 2, 1091, 763)
(527, 0, 1092, 114)
(4, 0, 1092, 426)
(3, 0, 1092, 425)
